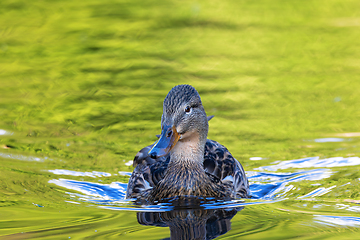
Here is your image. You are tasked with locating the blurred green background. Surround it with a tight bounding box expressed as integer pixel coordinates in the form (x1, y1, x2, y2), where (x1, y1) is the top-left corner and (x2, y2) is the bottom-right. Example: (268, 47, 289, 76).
(1, 0, 360, 239)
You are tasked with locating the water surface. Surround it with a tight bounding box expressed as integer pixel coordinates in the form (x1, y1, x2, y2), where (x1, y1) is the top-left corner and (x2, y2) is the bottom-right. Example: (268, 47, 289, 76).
(1, 0, 360, 239)
(5, 151, 360, 239)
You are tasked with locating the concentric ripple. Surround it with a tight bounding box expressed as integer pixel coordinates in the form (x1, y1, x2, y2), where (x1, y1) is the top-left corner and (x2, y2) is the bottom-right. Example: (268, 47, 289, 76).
(47, 155, 359, 213)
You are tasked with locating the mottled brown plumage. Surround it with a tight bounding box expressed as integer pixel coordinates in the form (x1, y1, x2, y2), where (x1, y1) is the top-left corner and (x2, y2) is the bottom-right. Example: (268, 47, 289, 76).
(126, 85, 249, 203)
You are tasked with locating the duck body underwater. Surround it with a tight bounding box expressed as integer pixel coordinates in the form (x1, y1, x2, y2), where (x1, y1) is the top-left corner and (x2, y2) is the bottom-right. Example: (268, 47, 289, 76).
(126, 85, 249, 203)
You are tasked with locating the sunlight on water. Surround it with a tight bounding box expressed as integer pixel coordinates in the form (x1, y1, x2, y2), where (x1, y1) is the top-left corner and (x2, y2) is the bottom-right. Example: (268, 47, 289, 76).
(298, 185, 337, 199)
(256, 156, 360, 171)
(249, 157, 266, 160)
(313, 138, 348, 143)
(314, 215, 360, 227)
(49, 169, 112, 178)
(0, 129, 12, 136)
(124, 160, 133, 166)
(336, 204, 360, 213)
(0, 152, 49, 162)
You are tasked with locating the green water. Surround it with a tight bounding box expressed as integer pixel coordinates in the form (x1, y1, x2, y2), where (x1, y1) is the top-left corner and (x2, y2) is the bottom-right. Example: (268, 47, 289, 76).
(1, 0, 360, 239)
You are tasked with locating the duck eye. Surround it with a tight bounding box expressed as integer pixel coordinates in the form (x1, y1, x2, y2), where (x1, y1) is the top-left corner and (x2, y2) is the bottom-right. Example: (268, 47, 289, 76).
(185, 106, 191, 113)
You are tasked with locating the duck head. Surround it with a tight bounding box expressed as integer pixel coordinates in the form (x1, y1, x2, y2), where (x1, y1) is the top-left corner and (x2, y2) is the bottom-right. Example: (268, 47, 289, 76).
(149, 85, 208, 160)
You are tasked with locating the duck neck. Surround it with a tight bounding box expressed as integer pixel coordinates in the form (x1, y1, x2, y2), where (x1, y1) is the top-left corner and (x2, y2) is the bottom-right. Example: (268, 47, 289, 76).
(158, 133, 212, 196)
(169, 131, 205, 168)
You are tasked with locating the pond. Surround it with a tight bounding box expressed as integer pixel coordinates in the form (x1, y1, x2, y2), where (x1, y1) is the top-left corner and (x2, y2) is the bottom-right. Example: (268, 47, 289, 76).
(1, 0, 360, 239)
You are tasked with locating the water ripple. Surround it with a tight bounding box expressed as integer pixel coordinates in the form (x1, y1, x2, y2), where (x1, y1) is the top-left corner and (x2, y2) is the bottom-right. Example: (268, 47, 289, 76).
(0, 129, 13, 136)
(256, 156, 360, 171)
(49, 178, 127, 201)
(313, 138, 347, 143)
(335, 204, 360, 213)
(49, 177, 284, 211)
(0, 152, 49, 162)
(249, 169, 332, 199)
(49, 169, 112, 178)
(314, 215, 360, 227)
(47, 156, 359, 214)
(49, 168, 335, 211)
(298, 185, 337, 199)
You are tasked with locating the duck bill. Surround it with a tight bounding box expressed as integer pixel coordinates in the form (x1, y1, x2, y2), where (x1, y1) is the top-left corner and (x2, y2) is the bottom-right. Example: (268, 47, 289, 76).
(149, 125, 180, 159)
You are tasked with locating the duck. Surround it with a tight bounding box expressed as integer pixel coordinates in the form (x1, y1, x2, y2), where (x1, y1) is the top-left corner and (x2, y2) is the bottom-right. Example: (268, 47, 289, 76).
(126, 84, 249, 203)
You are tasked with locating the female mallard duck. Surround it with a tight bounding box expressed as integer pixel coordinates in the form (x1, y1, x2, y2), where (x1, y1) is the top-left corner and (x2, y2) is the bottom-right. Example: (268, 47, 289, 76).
(126, 85, 249, 202)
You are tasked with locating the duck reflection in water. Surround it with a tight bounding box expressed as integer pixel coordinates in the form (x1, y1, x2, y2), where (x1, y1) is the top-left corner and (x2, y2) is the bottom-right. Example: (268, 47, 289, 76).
(137, 205, 243, 240)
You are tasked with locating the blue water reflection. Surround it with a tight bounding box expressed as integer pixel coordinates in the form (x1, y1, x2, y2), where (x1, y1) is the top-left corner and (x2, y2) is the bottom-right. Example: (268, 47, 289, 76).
(49, 178, 127, 203)
(248, 169, 331, 199)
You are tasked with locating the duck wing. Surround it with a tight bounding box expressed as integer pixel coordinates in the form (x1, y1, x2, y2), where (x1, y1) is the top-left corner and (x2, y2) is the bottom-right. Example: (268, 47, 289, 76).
(126, 143, 169, 199)
(203, 140, 249, 198)
(126, 139, 249, 199)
